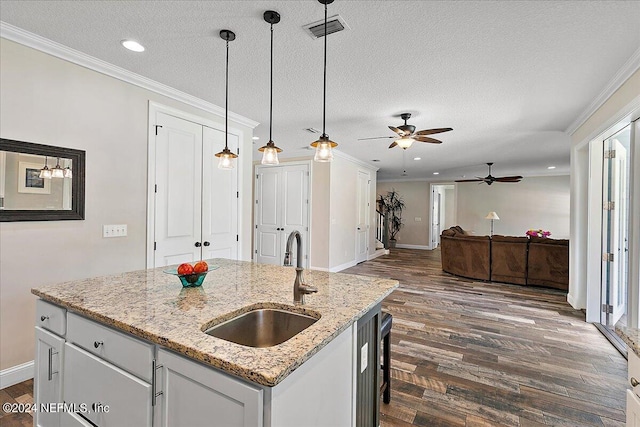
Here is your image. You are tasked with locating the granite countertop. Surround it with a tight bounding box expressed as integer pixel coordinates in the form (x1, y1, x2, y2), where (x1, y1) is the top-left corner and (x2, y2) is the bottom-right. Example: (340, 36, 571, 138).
(32, 259, 398, 387)
(616, 322, 640, 358)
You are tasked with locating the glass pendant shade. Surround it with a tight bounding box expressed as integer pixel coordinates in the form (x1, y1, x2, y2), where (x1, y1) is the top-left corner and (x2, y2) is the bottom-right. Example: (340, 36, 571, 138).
(396, 136, 415, 149)
(216, 148, 237, 170)
(259, 142, 281, 165)
(312, 135, 337, 162)
(64, 167, 73, 178)
(39, 166, 52, 179)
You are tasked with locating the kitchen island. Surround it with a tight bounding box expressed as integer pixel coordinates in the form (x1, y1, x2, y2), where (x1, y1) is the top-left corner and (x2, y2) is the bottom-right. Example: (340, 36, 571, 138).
(32, 259, 398, 427)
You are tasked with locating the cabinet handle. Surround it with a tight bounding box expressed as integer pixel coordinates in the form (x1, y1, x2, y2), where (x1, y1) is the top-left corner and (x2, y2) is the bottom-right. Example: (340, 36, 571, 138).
(94, 341, 103, 349)
(152, 359, 164, 407)
(40, 315, 49, 322)
(203, 241, 210, 247)
(47, 347, 58, 381)
(632, 377, 639, 387)
(195, 242, 202, 247)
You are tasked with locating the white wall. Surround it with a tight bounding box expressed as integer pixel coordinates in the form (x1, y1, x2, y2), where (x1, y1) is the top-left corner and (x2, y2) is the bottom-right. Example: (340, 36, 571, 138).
(456, 176, 570, 238)
(0, 38, 255, 371)
(377, 181, 431, 248)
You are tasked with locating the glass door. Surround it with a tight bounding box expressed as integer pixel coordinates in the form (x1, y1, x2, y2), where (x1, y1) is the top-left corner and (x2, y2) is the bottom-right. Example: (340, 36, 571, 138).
(601, 126, 631, 328)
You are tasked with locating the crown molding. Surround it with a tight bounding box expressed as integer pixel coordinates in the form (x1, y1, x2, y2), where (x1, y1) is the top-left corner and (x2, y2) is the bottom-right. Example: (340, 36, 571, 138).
(566, 46, 640, 136)
(332, 149, 379, 171)
(0, 22, 259, 129)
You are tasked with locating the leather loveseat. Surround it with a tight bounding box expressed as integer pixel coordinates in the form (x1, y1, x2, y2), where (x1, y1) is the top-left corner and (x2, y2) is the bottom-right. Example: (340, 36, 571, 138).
(440, 226, 569, 291)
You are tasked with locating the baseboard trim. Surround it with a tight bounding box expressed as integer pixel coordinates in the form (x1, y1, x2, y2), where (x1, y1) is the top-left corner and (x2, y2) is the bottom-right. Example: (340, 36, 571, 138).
(368, 249, 387, 260)
(329, 260, 358, 273)
(0, 361, 34, 390)
(395, 244, 430, 250)
(567, 292, 579, 309)
(310, 266, 329, 272)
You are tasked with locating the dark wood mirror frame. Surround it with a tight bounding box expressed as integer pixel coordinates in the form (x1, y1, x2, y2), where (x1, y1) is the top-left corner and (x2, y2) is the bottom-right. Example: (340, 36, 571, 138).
(0, 138, 85, 222)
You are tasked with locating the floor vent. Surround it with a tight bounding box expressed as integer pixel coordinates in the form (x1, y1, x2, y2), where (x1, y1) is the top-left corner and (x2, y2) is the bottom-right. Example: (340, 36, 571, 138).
(303, 14, 350, 39)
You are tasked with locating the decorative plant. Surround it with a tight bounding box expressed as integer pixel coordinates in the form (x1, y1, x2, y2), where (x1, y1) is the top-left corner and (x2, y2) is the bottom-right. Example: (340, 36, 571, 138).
(526, 229, 551, 238)
(379, 189, 405, 241)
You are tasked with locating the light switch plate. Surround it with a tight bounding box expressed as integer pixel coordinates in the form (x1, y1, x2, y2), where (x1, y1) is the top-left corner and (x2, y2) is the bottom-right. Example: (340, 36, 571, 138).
(415, 217, 422, 222)
(360, 342, 368, 373)
(103, 224, 127, 238)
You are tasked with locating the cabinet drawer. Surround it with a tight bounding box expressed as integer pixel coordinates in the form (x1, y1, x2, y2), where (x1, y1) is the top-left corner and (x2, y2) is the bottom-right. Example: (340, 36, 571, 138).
(67, 312, 154, 382)
(36, 299, 66, 336)
(64, 343, 152, 427)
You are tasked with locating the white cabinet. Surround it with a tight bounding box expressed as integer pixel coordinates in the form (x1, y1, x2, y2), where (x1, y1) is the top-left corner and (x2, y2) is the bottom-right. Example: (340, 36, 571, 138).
(628, 351, 640, 426)
(153, 112, 239, 267)
(255, 163, 309, 267)
(34, 327, 65, 427)
(154, 348, 263, 427)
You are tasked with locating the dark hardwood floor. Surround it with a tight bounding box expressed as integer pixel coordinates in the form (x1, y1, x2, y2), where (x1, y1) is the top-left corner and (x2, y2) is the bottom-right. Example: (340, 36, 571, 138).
(0, 249, 627, 426)
(343, 248, 627, 426)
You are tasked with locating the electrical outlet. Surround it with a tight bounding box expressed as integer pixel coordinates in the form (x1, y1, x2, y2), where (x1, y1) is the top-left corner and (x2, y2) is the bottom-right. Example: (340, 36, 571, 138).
(360, 342, 368, 373)
(415, 217, 422, 222)
(103, 224, 128, 238)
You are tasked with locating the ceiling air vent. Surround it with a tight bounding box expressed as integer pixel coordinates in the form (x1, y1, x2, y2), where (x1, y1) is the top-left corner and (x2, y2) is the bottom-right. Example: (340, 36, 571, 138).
(303, 14, 350, 39)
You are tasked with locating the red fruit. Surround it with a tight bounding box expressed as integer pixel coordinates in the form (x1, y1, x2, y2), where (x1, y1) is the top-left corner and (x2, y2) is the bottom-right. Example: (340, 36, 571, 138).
(193, 261, 208, 273)
(177, 263, 194, 275)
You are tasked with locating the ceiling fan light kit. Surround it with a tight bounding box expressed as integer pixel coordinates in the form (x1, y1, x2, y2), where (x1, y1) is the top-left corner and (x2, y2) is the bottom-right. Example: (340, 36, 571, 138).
(310, 0, 338, 162)
(215, 29, 238, 170)
(259, 10, 283, 166)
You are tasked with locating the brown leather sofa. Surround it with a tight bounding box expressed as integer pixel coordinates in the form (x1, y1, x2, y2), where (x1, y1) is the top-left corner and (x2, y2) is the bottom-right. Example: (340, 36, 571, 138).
(440, 226, 568, 291)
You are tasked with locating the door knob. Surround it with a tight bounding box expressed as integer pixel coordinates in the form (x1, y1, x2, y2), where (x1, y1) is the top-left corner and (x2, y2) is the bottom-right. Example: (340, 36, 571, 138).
(195, 242, 202, 247)
(203, 241, 210, 247)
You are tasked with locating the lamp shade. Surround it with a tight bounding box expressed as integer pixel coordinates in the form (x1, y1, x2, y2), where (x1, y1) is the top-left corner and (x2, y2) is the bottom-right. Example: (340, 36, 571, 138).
(485, 211, 500, 220)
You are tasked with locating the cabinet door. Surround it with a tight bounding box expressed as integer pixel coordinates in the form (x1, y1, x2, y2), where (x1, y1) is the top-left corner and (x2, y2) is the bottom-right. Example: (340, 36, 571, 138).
(628, 390, 640, 427)
(34, 327, 64, 427)
(154, 112, 203, 267)
(63, 343, 152, 427)
(154, 348, 263, 427)
(202, 125, 238, 260)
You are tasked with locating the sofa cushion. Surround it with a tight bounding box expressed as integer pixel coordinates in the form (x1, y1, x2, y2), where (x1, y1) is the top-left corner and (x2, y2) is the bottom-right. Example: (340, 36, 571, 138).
(440, 235, 490, 281)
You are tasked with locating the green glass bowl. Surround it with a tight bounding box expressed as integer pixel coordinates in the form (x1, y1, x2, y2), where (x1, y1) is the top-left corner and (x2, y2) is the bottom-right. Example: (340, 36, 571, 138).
(163, 266, 218, 288)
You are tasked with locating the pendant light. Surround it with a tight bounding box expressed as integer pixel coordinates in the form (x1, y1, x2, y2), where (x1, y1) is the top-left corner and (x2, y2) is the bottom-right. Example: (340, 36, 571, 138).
(51, 157, 65, 178)
(259, 11, 282, 165)
(215, 29, 238, 170)
(39, 156, 52, 179)
(310, 0, 338, 162)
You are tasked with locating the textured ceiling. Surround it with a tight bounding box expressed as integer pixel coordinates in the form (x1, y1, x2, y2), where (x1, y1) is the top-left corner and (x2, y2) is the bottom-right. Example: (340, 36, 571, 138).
(1, 0, 639, 180)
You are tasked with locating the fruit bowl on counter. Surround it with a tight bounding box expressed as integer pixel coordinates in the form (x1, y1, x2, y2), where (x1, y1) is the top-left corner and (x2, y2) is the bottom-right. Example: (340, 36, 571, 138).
(163, 261, 218, 288)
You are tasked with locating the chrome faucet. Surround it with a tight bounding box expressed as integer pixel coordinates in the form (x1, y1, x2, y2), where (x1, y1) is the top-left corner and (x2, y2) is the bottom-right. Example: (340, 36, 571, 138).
(283, 230, 317, 304)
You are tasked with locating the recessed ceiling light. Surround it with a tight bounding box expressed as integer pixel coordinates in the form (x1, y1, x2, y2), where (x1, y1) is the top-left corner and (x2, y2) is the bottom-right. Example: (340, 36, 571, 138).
(252, 136, 260, 140)
(547, 166, 556, 170)
(372, 159, 380, 162)
(433, 172, 440, 175)
(121, 40, 145, 52)
(413, 157, 421, 161)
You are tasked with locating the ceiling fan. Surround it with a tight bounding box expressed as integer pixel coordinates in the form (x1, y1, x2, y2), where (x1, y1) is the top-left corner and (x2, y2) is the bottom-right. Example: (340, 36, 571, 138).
(455, 163, 523, 185)
(358, 113, 452, 149)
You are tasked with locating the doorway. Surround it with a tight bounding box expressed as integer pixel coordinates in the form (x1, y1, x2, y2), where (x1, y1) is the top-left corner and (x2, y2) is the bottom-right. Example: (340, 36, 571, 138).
(430, 184, 455, 249)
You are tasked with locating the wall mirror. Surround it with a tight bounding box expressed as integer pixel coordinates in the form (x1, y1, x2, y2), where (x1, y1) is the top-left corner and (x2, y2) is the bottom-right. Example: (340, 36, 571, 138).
(0, 138, 85, 221)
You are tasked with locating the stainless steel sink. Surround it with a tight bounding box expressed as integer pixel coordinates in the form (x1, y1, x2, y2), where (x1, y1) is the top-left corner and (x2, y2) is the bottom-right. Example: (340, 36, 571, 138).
(204, 308, 319, 348)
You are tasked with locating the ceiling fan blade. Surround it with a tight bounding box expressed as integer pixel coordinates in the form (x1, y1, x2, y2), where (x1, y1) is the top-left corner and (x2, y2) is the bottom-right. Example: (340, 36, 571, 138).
(389, 126, 406, 136)
(494, 176, 523, 182)
(389, 141, 398, 149)
(455, 178, 483, 182)
(415, 136, 442, 144)
(357, 136, 396, 140)
(416, 127, 453, 136)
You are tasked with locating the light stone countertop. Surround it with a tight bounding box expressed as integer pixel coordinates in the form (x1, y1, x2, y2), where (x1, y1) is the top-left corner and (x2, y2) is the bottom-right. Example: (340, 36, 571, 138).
(615, 322, 640, 358)
(32, 259, 398, 387)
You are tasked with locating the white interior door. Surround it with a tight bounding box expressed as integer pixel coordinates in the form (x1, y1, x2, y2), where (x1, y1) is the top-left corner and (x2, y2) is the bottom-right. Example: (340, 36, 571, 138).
(280, 164, 309, 267)
(255, 168, 282, 265)
(432, 190, 441, 248)
(154, 113, 202, 267)
(355, 170, 369, 263)
(202, 126, 238, 260)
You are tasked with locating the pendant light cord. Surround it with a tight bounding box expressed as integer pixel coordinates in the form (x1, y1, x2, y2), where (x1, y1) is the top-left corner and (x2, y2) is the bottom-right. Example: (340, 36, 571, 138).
(269, 23, 274, 143)
(322, 1, 327, 137)
(225, 39, 229, 151)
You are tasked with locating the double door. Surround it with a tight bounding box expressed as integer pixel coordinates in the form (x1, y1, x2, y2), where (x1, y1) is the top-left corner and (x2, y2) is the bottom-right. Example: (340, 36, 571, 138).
(255, 164, 309, 267)
(153, 112, 238, 267)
